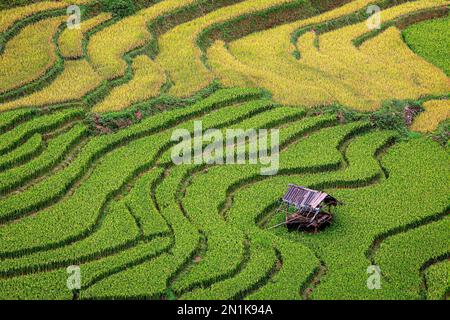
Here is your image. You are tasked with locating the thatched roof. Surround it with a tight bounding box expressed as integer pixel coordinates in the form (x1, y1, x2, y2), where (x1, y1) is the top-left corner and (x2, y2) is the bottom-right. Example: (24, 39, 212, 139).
(282, 184, 337, 210)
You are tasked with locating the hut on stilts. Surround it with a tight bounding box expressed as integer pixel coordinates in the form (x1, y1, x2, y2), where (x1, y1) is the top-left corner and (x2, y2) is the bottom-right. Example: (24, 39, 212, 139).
(272, 184, 341, 233)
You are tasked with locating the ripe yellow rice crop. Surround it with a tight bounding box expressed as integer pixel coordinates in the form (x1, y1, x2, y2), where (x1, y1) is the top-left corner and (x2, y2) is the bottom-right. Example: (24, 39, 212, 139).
(359, 27, 450, 101)
(208, 0, 380, 107)
(156, 0, 295, 98)
(410, 99, 450, 133)
(0, 60, 103, 111)
(58, 13, 112, 59)
(207, 40, 335, 107)
(206, 41, 256, 89)
(212, 0, 449, 110)
(87, 0, 199, 80)
(93, 55, 166, 112)
(0, 16, 64, 94)
(293, 24, 448, 109)
(0, 0, 94, 33)
(301, 0, 450, 109)
(229, 0, 378, 64)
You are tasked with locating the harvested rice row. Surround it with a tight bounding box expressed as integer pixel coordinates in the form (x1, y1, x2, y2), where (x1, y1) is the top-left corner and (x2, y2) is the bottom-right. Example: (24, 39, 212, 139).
(0, 60, 103, 111)
(0, 16, 64, 94)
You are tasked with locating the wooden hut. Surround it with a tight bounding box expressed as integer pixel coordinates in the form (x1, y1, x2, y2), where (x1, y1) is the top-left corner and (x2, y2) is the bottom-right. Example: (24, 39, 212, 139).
(275, 184, 340, 233)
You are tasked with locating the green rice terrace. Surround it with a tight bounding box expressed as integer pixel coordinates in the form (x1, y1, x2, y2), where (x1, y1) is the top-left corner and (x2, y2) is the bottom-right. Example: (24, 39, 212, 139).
(0, 0, 448, 300)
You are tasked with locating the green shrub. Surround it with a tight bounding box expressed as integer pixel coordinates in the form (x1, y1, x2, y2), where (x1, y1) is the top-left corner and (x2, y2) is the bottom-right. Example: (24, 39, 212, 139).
(100, 0, 136, 18)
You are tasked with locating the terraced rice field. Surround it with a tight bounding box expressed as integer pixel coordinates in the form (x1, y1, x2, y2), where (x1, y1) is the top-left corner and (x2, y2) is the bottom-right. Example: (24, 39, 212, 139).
(0, 0, 448, 300)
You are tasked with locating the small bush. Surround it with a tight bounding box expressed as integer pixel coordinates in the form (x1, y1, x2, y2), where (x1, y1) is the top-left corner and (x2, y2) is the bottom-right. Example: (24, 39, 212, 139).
(370, 100, 423, 136)
(100, 0, 136, 18)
